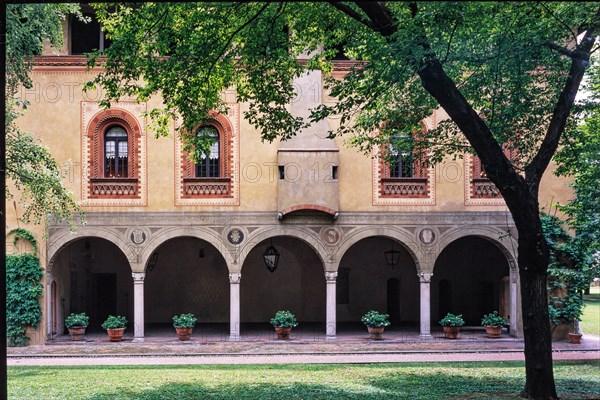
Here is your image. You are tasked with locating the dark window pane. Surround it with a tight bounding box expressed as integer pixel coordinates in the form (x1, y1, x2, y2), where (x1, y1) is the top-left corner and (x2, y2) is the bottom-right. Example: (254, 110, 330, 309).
(71, 14, 100, 55)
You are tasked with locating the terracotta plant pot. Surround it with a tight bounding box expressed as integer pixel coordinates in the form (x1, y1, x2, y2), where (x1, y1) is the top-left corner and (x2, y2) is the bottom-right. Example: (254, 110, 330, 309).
(68, 326, 86, 341)
(175, 327, 193, 341)
(568, 332, 582, 344)
(485, 326, 502, 339)
(443, 326, 461, 339)
(106, 328, 125, 342)
(275, 326, 292, 340)
(367, 326, 385, 340)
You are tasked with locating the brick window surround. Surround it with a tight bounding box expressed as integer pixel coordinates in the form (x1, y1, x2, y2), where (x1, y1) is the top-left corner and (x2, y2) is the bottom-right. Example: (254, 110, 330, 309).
(180, 111, 233, 199)
(378, 133, 429, 199)
(87, 109, 142, 199)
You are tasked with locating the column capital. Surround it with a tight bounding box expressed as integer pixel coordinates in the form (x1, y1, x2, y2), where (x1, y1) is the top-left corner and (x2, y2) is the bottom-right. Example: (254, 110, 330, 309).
(325, 271, 338, 282)
(229, 273, 241, 284)
(132, 272, 145, 282)
(418, 272, 433, 283)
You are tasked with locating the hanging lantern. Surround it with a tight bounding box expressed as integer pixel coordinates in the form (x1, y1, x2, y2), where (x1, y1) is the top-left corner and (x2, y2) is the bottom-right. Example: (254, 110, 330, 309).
(263, 245, 280, 273)
(384, 247, 401, 269)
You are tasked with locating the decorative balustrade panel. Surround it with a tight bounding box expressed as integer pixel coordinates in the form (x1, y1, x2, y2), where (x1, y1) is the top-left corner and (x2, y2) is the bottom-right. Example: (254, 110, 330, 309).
(381, 178, 428, 197)
(183, 178, 231, 196)
(91, 179, 138, 197)
(473, 179, 501, 198)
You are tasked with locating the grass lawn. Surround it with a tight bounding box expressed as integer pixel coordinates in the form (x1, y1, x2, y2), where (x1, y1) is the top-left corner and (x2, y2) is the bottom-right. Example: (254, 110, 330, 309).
(582, 286, 600, 336)
(8, 361, 600, 399)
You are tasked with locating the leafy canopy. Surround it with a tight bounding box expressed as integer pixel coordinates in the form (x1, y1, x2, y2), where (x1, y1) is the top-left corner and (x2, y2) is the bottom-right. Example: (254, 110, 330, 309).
(90, 2, 598, 171)
(6, 4, 84, 227)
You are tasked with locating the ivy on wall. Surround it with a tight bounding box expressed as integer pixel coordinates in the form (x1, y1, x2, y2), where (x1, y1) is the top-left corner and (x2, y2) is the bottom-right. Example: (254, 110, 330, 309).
(6, 229, 43, 346)
(541, 213, 589, 329)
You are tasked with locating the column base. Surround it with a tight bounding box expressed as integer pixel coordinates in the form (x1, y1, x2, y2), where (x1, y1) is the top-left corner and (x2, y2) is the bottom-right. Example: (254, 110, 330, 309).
(325, 335, 337, 341)
(419, 334, 433, 340)
(229, 334, 240, 342)
(132, 337, 145, 343)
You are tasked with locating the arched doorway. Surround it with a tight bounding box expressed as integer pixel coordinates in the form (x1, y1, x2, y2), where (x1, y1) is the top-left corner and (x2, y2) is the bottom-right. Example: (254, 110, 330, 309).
(240, 236, 325, 339)
(432, 236, 510, 326)
(144, 236, 229, 338)
(48, 237, 133, 336)
(337, 237, 419, 331)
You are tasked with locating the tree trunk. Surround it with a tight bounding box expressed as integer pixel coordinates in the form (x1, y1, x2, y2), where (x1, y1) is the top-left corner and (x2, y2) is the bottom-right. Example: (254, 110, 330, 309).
(516, 224, 558, 399)
(500, 177, 557, 399)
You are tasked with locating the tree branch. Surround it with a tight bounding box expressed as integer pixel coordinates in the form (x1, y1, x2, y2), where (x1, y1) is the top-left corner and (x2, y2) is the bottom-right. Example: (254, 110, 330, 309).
(526, 21, 598, 185)
(328, 2, 376, 31)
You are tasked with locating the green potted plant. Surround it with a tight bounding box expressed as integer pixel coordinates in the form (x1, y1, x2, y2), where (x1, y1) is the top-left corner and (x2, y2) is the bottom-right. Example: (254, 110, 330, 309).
(101, 315, 127, 342)
(172, 313, 198, 341)
(64, 312, 89, 341)
(270, 310, 298, 340)
(439, 313, 465, 339)
(361, 310, 391, 340)
(481, 311, 506, 338)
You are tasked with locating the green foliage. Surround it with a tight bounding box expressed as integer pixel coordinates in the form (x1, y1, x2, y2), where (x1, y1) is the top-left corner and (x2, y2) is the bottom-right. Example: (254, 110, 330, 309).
(555, 53, 600, 286)
(361, 310, 391, 328)
(172, 313, 197, 328)
(481, 311, 506, 328)
(89, 2, 598, 169)
(541, 213, 591, 325)
(270, 310, 298, 328)
(101, 315, 127, 330)
(64, 313, 90, 328)
(6, 4, 84, 228)
(6, 253, 44, 346)
(7, 227, 38, 255)
(439, 313, 465, 327)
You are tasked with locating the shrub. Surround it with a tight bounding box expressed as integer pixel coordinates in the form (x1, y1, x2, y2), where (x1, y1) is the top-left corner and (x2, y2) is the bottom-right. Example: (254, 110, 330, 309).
(101, 315, 127, 330)
(270, 311, 298, 328)
(172, 313, 197, 328)
(65, 312, 89, 328)
(481, 311, 506, 327)
(439, 313, 465, 327)
(6, 252, 43, 346)
(361, 310, 391, 328)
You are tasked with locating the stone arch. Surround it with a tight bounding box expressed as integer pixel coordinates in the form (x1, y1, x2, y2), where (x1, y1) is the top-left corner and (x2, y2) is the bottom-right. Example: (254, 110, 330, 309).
(140, 227, 233, 272)
(47, 228, 134, 273)
(434, 226, 518, 271)
(86, 108, 143, 180)
(334, 226, 423, 272)
(237, 226, 327, 273)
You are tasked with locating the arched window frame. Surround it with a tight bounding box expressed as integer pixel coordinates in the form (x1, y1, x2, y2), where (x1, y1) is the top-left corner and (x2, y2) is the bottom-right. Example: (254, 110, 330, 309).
(86, 109, 141, 199)
(194, 125, 221, 178)
(378, 124, 430, 199)
(180, 112, 233, 199)
(103, 125, 129, 178)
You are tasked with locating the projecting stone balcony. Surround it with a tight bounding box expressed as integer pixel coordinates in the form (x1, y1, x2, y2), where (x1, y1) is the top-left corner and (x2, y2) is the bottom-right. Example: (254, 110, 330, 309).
(183, 178, 231, 197)
(381, 178, 428, 197)
(472, 178, 501, 198)
(90, 178, 138, 197)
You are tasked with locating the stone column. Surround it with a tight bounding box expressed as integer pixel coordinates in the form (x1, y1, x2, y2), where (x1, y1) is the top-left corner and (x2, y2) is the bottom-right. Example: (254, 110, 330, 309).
(325, 272, 337, 340)
(132, 273, 145, 342)
(45, 273, 53, 340)
(229, 273, 241, 341)
(418, 272, 433, 339)
(510, 267, 519, 337)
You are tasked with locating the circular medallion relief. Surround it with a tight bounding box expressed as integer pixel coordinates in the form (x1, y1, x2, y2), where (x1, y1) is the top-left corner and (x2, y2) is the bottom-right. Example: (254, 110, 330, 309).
(419, 228, 436, 244)
(130, 229, 147, 245)
(320, 227, 341, 245)
(227, 228, 245, 245)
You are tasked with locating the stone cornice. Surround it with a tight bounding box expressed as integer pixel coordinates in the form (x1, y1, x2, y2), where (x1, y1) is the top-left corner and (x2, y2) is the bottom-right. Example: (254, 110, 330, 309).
(48, 211, 515, 230)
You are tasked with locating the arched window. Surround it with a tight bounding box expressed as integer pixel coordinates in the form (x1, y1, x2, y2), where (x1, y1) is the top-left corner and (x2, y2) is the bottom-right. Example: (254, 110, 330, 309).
(104, 126, 129, 178)
(389, 133, 414, 178)
(195, 125, 220, 178)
